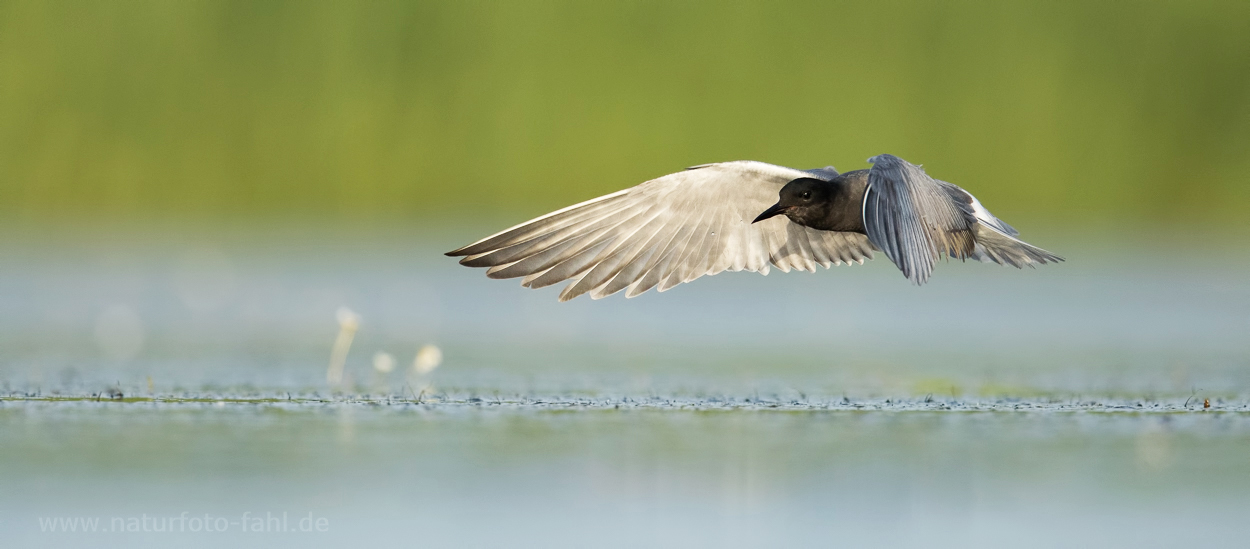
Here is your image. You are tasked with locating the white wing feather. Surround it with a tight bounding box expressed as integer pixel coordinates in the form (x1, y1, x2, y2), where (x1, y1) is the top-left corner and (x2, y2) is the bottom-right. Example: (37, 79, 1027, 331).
(447, 161, 875, 301)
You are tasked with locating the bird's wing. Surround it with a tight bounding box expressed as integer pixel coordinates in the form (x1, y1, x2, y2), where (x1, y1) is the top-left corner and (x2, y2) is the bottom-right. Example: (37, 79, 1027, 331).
(862, 154, 1062, 284)
(938, 182, 1064, 268)
(446, 161, 875, 301)
(804, 166, 840, 180)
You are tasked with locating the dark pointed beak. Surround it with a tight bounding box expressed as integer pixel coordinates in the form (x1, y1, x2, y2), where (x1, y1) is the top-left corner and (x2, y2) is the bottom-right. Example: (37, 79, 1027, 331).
(752, 203, 788, 223)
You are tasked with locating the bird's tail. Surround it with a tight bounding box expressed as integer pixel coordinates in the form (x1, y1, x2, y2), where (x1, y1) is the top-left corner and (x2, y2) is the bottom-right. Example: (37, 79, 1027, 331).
(966, 224, 1063, 267)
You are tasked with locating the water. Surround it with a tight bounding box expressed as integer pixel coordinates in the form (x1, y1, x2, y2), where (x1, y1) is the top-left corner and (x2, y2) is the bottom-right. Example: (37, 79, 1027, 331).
(2, 225, 1249, 547)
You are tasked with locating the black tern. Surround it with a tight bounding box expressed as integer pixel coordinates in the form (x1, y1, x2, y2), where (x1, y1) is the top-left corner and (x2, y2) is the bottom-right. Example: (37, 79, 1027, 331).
(447, 154, 1061, 301)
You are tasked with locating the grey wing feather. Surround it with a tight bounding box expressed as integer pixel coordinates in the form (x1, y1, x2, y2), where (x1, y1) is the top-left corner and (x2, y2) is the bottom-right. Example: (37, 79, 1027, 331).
(446, 161, 875, 301)
(804, 166, 840, 180)
(863, 154, 1061, 284)
(934, 180, 1019, 236)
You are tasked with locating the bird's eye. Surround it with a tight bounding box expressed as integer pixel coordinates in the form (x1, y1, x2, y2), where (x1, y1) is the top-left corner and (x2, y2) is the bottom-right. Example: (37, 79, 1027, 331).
(801, 191, 811, 200)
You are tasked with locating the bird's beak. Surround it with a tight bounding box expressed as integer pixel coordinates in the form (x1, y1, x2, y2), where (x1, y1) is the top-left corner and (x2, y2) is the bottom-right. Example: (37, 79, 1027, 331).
(752, 203, 788, 223)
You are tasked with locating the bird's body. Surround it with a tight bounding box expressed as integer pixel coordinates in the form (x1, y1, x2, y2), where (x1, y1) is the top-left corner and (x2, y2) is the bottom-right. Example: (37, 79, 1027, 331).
(447, 155, 1061, 301)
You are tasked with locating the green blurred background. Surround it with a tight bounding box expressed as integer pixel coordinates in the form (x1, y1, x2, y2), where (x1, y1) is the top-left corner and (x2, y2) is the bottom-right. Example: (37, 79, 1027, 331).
(1, 0, 1248, 232)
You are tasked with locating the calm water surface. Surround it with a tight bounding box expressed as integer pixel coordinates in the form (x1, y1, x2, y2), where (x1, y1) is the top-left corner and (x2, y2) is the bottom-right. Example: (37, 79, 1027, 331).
(1, 227, 1248, 547)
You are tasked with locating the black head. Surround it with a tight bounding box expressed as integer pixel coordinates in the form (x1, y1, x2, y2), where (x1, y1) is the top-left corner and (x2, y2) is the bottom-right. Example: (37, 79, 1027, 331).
(752, 178, 833, 225)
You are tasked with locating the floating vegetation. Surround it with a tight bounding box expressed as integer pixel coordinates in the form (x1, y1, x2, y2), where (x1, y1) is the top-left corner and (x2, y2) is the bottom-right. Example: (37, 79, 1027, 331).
(3, 391, 1247, 414)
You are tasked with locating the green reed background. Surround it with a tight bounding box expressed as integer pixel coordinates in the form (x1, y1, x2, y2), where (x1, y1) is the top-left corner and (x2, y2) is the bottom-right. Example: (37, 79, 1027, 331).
(1, 0, 1247, 230)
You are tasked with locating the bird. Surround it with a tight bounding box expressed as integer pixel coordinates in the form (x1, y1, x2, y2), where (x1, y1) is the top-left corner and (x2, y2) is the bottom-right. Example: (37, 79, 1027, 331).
(446, 154, 1061, 301)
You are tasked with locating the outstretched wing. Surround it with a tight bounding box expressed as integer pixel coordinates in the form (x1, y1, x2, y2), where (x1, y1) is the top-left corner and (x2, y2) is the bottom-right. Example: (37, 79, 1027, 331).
(446, 161, 875, 301)
(863, 154, 1062, 284)
(941, 183, 1064, 269)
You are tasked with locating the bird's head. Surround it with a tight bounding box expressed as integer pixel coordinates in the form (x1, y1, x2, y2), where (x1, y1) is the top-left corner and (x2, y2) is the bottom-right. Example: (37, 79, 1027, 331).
(752, 178, 831, 225)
